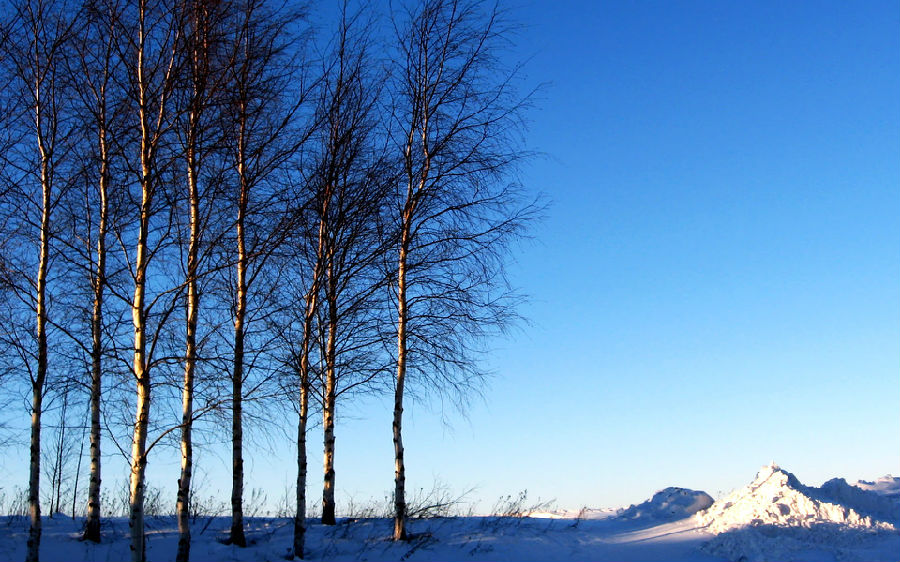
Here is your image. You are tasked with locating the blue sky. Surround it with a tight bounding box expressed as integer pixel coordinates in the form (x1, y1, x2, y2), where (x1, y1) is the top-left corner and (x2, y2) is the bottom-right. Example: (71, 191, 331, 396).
(219, 0, 899, 512)
(8, 0, 894, 515)
(305, 0, 899, 510)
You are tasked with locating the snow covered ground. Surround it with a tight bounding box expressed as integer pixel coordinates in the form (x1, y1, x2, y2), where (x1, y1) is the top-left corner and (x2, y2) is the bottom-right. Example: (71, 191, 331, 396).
(1, 464, 897, 562)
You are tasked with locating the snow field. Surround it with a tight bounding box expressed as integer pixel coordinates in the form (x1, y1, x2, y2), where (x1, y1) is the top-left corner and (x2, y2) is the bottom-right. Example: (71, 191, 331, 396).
(1, 464, 897, 561)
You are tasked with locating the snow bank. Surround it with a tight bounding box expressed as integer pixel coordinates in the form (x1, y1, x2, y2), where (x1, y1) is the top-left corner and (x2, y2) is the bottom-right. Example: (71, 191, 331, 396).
(617, 487, 713, 521)
(697, 463, 900, 562)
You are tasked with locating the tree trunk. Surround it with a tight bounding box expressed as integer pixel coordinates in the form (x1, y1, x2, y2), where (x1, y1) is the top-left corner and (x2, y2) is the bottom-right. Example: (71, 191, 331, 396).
(293, 371, 309, 559)
(128, 372, 150, 562)
(129, 198, 151, 562)
(72, 417, 86, 519)
(294, 209, 327, 557)
(175, 138, 200, 562)
(392, 235, 409, 541)
(231, 313, 246, 545)
(229, 105, 249, 549)
(129, 7, 153, 557)
(322, 277, 338, 525)
(230, 324, 245, 545)
(53, 387, 69, 516)
(27, 377, 44, 562)
(27, 104, 54, 562)
(293, 294, 316, 558)
(83, 100, 109, 543)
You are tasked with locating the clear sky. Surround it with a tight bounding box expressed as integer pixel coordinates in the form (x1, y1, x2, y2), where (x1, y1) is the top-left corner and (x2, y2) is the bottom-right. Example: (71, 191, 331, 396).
(10, 0, 896, 515)
(233, 0, 899, 512)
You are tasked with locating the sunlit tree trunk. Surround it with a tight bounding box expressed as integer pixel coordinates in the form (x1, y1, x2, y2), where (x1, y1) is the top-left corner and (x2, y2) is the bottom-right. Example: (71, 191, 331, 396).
(393, 124, 427, 540)
(392, 223, 410, 541)
(128, 3, 161, 559)
(322, 263, 338, 525)
(175, 2, 212, 557)
(128, 150, 151, 562)
(293, 286, 317, 558)
(27, 123, 53, 562)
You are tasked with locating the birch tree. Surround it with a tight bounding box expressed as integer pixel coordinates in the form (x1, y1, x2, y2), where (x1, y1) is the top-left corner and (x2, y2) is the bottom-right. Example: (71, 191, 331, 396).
(0, 1, 75, 559)
(311, 5, 392, 526)
(60, 0, 128, 540)
(285, 191, 321, 560)
(172, 1, 231, 558)
(221, 0, 310, 547)
(119, 1, 181, 559)
(388, 0, 535, 540)
(285, 145, 325, 560)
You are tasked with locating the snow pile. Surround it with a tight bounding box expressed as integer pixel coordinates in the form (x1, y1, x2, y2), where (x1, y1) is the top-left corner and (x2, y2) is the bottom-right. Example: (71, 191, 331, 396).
(617, 487, 713, 521)
(696, 463, 896, 533)
(697, 463, 900, 562)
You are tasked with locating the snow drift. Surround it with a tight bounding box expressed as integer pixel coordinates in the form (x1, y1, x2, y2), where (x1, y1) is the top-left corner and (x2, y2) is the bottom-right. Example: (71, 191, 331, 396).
(618, 487, 713, 521)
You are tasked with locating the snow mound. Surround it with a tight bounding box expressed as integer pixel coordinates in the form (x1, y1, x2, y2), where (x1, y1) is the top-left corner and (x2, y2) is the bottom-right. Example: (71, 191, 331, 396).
(698, 463, 900, 562)
(696, 463, 897, 534)
(618, 487, 713, 521)
(819, 477, 900, 522)
(852, 475, 900, 497)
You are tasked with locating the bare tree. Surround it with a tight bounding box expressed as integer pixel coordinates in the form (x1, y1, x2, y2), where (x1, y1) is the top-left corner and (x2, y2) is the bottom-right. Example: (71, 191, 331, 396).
(388, 0, 536, 540)
(285, 151, 325, 559)
(58, 0, 129, 541)
(39, 377, 85, 519)
(118, 0, 181, 559)
(171, 1, 232, 559)
(310, 4, 392, 526)
(220, 0, 310, 548)
(0, 1, 75, 559)
(285, 214, 321, 559)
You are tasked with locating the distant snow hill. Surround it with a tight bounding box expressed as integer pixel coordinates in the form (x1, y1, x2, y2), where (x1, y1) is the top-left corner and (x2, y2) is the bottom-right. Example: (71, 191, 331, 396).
(618, 487, 714, 521)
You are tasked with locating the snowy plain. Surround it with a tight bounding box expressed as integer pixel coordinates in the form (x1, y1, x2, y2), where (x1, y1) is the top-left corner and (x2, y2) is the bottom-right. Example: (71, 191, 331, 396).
(1, 464, 897, 562)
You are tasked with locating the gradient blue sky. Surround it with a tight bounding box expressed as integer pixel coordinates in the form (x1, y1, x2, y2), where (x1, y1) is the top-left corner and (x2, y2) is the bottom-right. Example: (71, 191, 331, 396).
(235, 0, 899, 511)
(24, 0, 896, 514)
